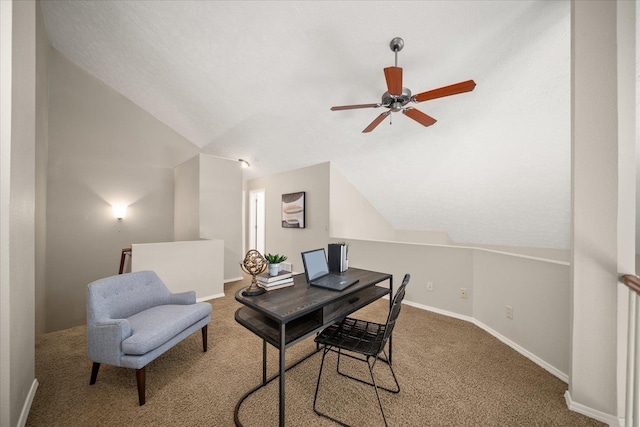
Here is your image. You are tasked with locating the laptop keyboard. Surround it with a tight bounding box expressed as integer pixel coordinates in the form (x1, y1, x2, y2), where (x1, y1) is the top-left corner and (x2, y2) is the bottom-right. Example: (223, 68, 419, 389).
(312, 274, 345, 288)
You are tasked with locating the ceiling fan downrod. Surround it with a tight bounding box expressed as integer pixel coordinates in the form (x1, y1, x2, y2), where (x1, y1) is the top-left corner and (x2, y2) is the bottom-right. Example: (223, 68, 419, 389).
(389, 37, 404, 67)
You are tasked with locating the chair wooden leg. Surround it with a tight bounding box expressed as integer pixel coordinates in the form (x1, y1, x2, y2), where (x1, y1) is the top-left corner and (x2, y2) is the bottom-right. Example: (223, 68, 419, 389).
(89, 362, 100, 385)
(201, 325, 208, 352)
(136, 367, 146, 406)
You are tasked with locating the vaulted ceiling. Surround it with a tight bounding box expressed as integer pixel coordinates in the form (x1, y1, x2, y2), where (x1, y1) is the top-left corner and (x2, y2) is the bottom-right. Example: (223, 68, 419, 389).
(40, 0, 571, 249)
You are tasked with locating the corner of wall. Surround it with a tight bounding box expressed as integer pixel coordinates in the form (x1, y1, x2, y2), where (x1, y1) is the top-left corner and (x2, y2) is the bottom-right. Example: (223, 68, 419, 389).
(329, 163, 394, 241)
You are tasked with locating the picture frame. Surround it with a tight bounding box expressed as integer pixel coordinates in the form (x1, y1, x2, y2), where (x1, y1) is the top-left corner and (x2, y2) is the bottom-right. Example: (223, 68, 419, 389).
(281, 192, 305, 228)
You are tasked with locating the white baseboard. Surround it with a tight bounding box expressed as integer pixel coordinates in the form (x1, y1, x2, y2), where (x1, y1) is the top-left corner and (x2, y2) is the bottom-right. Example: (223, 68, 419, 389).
(564, 391, 622, 426)
(197, 292, 225, 302)
(403, 300, 567, 382)
(18, 379, 38, 427)
(405, 301, 624, 425)
(473, 318, 568, 382)
(404, 300, 474, 323)
(224, 276, 243, 283)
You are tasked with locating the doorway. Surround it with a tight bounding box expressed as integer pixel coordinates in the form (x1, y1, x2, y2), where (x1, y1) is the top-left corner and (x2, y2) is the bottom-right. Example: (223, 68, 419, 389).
(249, 189, 265, 255)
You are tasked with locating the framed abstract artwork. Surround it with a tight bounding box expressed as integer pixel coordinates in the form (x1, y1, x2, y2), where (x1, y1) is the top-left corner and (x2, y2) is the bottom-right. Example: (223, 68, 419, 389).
(281, 192, 305, 228)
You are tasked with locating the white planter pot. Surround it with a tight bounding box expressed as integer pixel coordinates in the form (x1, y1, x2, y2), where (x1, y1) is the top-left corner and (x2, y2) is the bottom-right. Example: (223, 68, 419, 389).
(269, 263, 280, 276)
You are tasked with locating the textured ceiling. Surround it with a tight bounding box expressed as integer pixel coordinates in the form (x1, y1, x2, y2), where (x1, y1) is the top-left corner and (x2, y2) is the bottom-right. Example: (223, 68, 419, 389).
(40, 0, 571, 249)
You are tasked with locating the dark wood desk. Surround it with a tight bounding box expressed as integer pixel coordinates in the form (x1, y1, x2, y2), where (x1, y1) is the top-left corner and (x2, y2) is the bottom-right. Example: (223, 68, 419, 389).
(234, 267, 393, 427)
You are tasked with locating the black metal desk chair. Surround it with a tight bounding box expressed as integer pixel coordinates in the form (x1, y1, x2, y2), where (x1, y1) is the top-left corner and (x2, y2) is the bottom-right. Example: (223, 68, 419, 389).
(313, 274, 410, 427)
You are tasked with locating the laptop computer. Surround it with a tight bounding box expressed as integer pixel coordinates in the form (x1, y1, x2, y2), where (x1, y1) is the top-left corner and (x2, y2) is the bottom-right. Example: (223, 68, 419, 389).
(301, 248, 359, 291)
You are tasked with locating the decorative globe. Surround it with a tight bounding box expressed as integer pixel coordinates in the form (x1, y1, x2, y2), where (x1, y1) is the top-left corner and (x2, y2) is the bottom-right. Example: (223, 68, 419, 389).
(240, 250, 268, 296)
(242, 250, 268, 275)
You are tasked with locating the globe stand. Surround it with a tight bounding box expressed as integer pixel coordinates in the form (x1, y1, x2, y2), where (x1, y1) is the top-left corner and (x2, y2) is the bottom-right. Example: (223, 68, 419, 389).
(242, 283, 265, 297)
(240, 249, 268, 297)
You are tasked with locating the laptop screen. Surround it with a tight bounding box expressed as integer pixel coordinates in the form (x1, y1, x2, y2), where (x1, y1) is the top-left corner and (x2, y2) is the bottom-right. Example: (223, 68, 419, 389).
(301, 249, 329, 281)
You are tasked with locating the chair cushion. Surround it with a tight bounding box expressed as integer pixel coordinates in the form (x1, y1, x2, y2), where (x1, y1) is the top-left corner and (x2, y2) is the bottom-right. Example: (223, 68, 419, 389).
(122, 303, 211, 355)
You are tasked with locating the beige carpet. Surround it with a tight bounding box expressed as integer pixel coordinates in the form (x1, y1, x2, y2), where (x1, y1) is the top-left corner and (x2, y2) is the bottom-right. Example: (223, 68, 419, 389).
(27, 278, 604, 426)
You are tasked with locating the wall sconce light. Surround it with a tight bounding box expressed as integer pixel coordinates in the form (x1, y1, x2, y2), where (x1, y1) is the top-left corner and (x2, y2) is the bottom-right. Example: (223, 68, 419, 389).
(238, 159, 250, 168)
(112, 203, 127, 220)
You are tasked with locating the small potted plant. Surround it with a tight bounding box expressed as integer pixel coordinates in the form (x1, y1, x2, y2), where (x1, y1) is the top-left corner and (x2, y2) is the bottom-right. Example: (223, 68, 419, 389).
(265, 253, 287, 276)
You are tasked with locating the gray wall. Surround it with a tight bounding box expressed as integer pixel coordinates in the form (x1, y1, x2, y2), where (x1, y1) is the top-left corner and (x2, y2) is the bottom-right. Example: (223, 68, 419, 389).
(198, 154, 243, 280)
(247, 162, 331, 273)
(35, 0, 49, 335)
(347, 239, 474, 317)
(569, 0, 619, 418)
(347, 239, 570, 377)
(45, 48, 200, 332)
(472, 250, 570, 375)
(175, 154, 244, 281)
(0, 1, 37, 425)
(174, 155, 200, 241)
(329, 164, 395, 241)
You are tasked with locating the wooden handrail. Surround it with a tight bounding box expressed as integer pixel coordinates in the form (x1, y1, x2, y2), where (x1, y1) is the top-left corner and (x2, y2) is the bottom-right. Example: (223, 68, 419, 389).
(119, 248, 132, 274)
(621, 274, 640, 295)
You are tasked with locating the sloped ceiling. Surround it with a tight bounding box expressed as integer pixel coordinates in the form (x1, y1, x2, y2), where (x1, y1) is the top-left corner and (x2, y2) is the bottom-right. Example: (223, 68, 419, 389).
(40, 0, 571, 249)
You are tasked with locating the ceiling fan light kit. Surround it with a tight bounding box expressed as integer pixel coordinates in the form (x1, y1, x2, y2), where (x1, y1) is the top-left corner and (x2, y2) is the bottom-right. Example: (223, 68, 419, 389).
(331, 37, 476, 133)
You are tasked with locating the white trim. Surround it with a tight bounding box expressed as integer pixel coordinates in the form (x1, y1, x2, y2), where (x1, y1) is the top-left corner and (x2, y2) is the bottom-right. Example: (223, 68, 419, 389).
(332, 236, 569, 266)
(403, 300, 568, 382)
(0, 1, 12, 424)
(404, 300, 474, 323)
(17, 379, 38, 427)
(197, 292, 225, 302)
(564, 391, 623, 427)
(474, 318, 568, 382)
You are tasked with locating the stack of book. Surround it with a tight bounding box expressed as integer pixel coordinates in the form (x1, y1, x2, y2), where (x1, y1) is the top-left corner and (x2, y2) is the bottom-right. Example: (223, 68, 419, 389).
(328, 243, 348, 272)
(257, 270, 294, 291)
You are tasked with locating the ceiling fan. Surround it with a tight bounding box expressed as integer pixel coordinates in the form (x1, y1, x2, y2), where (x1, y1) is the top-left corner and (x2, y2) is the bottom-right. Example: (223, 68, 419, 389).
(331, 37, 476, 133)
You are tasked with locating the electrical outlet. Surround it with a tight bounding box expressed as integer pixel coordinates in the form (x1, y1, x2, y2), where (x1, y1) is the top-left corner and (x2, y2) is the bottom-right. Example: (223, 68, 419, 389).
(506, 305, 513, 320)
(427, 281, 433, 291)
(460, 288, 467, 298)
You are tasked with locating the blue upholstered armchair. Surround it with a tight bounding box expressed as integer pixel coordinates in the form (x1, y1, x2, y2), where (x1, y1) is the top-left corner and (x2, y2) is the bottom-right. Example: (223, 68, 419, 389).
(87, 270, 212, 405)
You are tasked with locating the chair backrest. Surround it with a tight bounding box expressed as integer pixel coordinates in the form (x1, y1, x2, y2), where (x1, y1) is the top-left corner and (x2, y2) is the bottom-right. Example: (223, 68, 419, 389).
(87, 271, 172, 323)
(381, 274, 410, 345)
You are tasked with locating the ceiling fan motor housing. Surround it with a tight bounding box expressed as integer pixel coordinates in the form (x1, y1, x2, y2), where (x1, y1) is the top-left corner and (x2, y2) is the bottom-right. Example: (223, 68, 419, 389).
(382, 88, 412, 112)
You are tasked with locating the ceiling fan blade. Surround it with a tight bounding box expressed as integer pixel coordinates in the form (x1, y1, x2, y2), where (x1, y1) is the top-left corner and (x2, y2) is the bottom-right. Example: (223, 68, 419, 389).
(403, 108, 437, 127)
(331, 103, 380, 111)
(413, 79, 476, 103)
(362, 111, 391, 133)
(384, 66, 403, 96)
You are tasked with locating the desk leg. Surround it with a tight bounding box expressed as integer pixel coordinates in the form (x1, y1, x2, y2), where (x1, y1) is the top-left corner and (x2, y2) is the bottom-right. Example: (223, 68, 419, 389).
(389, 276, 394, 365)
(263, 340, 267, 385)
(279, 322, 286, 427)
